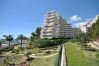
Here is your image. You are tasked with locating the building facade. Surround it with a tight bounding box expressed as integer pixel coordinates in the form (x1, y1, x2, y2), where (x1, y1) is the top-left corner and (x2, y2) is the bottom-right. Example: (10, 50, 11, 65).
(40, 11, 77, 39)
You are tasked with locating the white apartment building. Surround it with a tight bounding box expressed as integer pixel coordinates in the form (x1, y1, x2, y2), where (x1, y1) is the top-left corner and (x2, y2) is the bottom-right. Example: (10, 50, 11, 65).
(40, 11, 77, 39)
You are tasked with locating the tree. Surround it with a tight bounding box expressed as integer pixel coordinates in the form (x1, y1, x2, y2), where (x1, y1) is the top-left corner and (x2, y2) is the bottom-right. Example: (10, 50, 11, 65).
(5, 35, 13, 48)
(86, 27, 92, 41)
(17, 34, 26, 48)
(31, 32, 36, 38)
(30, 32, 36, 41)
(30, 27, 41, 40)
(29, 27, 41, 48)
(78, 33, 90, 50)
(35, 27, 41, 38)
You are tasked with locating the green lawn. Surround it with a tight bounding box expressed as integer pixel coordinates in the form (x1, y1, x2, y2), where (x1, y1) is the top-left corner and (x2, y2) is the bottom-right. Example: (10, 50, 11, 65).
(65, 42, 99, 66)
(29, 55, 57, 66)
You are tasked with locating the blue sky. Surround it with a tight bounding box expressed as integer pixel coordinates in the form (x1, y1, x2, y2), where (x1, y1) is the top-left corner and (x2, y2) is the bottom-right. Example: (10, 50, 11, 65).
(0, 0, 99, 38)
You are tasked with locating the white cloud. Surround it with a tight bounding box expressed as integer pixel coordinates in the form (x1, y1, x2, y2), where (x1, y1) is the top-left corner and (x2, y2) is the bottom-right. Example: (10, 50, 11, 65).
(70, 15, 82, 22)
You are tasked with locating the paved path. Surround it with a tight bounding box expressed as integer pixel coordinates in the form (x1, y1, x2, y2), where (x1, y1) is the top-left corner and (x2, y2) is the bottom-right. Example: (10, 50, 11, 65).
(5, 51, 12, 55)
(29, 53, 58, 58)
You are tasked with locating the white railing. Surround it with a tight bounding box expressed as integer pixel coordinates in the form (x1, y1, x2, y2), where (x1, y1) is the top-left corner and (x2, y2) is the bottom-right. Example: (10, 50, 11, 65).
(61, 44, 67, 66)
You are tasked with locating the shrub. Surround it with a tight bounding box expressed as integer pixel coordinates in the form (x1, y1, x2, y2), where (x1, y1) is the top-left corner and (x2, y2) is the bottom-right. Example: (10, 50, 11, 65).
(46, 59, 49, 61)
(0, 49, 3, 54)
(31, 39, 66, 48)
(26, 57, 34, 61)
(12, 49, 19, 54)
(87, 48, 97, 52)
(20, 47, 24, 50)
(2, 46, 14, 52)
(52, 39, 67, 44)
(45, 50, 51, 54)
(33, 39, 51, 48)
(38, 49, 42, 53)
(25, 51, 32, 57)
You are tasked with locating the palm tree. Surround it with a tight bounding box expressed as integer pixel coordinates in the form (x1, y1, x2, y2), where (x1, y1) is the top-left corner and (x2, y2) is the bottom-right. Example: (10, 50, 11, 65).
(30, 32, 36, 41)
(35, 27, 41, 38)
(31, 32, 36, 38)
(5, 35, 13, 47)
(17, 34, 25, 48)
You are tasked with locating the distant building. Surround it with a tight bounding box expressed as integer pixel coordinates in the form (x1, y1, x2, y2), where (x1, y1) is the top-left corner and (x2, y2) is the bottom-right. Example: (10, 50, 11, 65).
(40, 11, 79, 38)
(18, 39, 28, 44)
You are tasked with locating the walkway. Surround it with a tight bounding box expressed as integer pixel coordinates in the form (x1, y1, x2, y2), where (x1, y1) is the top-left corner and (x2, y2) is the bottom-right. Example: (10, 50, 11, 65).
(29, 53, 58, 58)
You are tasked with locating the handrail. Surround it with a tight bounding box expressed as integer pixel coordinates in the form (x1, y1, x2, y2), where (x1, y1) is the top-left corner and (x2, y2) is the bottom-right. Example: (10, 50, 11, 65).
(55, 44, 68, 66)
(55, 46, 62, 66)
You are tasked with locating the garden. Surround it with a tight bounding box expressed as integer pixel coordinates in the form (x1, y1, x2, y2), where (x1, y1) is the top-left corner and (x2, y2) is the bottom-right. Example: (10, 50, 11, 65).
(0, 39, 65, 66)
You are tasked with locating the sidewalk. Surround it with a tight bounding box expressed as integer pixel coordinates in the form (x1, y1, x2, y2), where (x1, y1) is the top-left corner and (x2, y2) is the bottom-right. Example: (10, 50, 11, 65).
(29, 53, 58, 58)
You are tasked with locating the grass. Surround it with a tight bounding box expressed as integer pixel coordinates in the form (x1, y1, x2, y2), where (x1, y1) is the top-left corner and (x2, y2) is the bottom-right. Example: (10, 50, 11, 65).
(65, 42, 99, 66)
(29, 54, 57, 66)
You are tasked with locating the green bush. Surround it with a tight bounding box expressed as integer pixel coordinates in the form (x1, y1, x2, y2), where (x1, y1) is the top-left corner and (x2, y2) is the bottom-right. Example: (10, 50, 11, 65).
(31, 39, 66, 48)
(26, 57, 34, 61)
(32, 39, 52, 48)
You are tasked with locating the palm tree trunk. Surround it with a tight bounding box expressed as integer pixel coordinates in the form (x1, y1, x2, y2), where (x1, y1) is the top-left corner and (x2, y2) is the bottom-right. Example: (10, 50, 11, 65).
(21, 40, 22, 48)
(9, 41, 10, 48)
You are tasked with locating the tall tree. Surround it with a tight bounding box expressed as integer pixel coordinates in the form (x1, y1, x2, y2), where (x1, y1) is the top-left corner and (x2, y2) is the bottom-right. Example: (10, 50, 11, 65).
(30, 32, 36, 41)
(35, 27, 41, 38)
(31, 32, 36, 38)
(5, 35, 13, 47)
(17, 34, 26, 48)
(78, 33, 90, 50)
